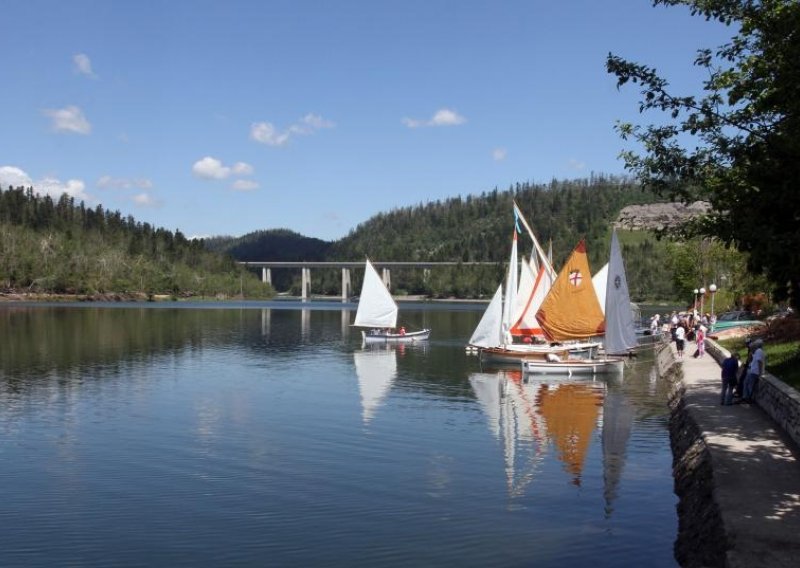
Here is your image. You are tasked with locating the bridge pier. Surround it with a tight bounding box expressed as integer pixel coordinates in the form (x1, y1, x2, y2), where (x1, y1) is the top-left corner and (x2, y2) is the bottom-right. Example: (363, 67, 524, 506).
(301, 267, 311, 301)
(381, 268, 391, 291)
(261, 267, 271, 285)
(341, 268, 351, 302)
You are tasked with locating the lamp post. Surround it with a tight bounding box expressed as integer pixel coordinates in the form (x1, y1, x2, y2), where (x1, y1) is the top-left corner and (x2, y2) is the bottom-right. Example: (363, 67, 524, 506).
(699, 287, 706, 318)
(693, 288, 699, 311)
(709, 283, 717, 330)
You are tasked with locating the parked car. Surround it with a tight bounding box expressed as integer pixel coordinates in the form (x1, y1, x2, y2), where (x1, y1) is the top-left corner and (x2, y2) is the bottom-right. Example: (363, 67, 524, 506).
(712, 310, 764, 331)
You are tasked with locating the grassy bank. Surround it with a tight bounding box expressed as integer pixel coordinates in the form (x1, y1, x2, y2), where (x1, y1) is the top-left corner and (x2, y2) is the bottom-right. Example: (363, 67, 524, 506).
(717, 317, 800, 390)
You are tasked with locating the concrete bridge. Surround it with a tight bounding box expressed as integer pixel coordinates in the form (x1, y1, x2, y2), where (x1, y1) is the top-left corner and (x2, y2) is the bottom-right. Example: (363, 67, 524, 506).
(238, 261, 498, 301)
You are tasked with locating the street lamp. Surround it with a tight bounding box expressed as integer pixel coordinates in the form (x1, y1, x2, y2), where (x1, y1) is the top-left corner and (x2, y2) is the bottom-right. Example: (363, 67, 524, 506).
(699, 287, 706, 317)
(709, 283, 717, 329)
(693, 288, 699, 310)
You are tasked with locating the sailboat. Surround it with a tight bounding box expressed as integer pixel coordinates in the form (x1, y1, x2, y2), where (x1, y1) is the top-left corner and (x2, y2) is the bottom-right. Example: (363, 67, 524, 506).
(353, 258, 431, 343)
(521, 239, 624, 375)
(469, 204, 599, 364)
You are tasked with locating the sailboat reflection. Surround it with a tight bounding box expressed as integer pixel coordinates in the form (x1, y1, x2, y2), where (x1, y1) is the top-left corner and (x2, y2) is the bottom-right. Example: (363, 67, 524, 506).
(353, 345, 399, 424)
(470, 371, 606, 497)
(601, 376, 635, 517)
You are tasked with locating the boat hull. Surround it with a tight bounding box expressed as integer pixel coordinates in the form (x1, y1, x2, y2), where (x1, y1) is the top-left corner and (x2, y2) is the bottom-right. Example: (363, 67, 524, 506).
(361, 329, 431, 343)
(477, 342, 601, 365)
(521, 357, 625, 376)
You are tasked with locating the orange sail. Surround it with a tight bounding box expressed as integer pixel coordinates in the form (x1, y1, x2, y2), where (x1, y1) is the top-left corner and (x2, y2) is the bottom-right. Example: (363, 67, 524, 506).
(535, 239, 605, 341)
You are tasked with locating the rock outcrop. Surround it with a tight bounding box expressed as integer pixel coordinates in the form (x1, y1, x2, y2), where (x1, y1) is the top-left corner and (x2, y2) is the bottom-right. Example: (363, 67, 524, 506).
(615, 201, 711, 231)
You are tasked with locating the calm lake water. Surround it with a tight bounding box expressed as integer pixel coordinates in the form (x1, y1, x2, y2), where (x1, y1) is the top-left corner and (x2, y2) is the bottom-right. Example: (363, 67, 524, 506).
(0, 301, 677, 567)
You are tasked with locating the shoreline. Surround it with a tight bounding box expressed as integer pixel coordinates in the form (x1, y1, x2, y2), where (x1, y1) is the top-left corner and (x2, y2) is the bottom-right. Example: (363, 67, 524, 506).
(0, 291, 490, 304)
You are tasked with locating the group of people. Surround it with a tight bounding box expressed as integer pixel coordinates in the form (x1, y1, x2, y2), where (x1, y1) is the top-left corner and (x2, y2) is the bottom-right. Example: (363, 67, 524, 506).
(720, 338, 766, 405)
(661, 310, 710, 359)
(656, 309, 767, 405)
(368, 326, 406, 336)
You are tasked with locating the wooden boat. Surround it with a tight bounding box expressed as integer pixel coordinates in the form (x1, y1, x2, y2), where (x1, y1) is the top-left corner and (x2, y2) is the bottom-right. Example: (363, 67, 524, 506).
(521, 355, 625, 376)
(353, 259, 431, 343)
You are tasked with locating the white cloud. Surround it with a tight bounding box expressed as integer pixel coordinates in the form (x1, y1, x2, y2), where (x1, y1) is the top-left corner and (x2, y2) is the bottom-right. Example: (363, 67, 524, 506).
(231, 179, 259, 192)
(73, 53, 97, 78)
(251, 113, 334, 146)
(192, 156, 256, 190)
(43, 105, 91, 134)
(192, 156, 231, 179)
(97, 175, 153, 190)
(37, 177, 90, 202)
(0, 165, 91, 202)
(492, 148, 507, 162)
(250, 122, 289, 146)
(132, 193, 159, 207)
(403, 108, 466, 128)
(0, 165, 32, 188)
(231, 162, 254, 175)
(568, 158, 586, 171)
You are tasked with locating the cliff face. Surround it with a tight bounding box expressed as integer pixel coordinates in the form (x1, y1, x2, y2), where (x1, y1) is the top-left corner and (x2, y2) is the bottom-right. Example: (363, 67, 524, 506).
(615, 201, 711, 231)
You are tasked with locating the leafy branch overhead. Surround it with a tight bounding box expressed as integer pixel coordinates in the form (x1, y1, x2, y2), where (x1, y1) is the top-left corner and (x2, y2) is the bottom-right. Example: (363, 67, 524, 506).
(606, 0, 800, 309)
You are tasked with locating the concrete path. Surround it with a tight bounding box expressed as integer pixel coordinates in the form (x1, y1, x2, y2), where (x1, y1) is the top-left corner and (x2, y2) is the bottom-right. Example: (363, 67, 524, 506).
(677, 342, 800, 567)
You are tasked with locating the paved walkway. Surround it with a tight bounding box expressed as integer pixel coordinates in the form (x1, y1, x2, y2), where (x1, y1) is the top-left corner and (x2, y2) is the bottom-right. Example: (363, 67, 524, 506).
(677, 342, 800, 567)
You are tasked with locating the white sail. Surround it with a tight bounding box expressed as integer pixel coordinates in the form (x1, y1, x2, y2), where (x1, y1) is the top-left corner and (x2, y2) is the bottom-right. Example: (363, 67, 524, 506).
(469, 285, 504, 348)
(501, 230, 519, 345)
(353, 259, 398, 329)
(512, 256, 536, 324)
(511, 255, 552, 337)
(604, 230, 638, 355)
(593, 263, 609, 315)
(354, 348, 397, 423)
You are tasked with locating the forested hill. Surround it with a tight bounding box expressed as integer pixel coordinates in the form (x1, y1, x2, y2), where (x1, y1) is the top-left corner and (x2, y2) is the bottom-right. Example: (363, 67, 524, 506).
(0, 186, 270, 299)
(331, 176, 656, 268)
(206, 229, 332, 261)
(221, 176, 680, 302)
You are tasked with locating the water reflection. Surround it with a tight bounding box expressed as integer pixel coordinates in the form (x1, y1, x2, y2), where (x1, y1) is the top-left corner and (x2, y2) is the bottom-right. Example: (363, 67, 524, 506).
(602, 376, 636, 517)
(470, 371, 635, 511)
(353, 346, 398, 423)
(0, 303, 677, 567)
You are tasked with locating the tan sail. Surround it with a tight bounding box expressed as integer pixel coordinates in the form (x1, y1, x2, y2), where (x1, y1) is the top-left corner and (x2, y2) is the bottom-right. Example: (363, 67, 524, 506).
(535, 239, 605, 341)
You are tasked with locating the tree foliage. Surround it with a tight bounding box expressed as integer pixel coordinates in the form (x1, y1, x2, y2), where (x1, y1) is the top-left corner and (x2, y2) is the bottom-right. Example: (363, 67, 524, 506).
(315, 176, 675, 300)
(607, 0, 800, 308)
(0, 186, 272, 299)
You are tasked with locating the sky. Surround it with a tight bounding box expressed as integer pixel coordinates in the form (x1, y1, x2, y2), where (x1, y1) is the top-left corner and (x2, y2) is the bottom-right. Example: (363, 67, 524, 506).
(0, 0, 735, 242)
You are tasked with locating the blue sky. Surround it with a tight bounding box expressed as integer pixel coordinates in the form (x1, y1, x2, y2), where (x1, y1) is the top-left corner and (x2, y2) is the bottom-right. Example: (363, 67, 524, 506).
(0, 0, 733, 241)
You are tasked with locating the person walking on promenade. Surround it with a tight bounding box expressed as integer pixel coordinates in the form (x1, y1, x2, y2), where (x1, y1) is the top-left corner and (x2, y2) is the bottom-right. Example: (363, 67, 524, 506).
(675, 324, 686, 358)
(721, 351, 740, 405)
(670, 312, 679, 341)
(696, 325, 706, 358)
(743, 339, 766, 402)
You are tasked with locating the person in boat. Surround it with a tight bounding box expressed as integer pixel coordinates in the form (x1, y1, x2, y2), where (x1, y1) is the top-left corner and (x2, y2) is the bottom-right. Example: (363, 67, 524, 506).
(399, 326, 406, 336)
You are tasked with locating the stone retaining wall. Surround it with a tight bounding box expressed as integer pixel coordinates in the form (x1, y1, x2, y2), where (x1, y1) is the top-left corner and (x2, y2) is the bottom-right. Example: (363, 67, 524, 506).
(657, 342, 727, 567)
(705, 339, 800, 448)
